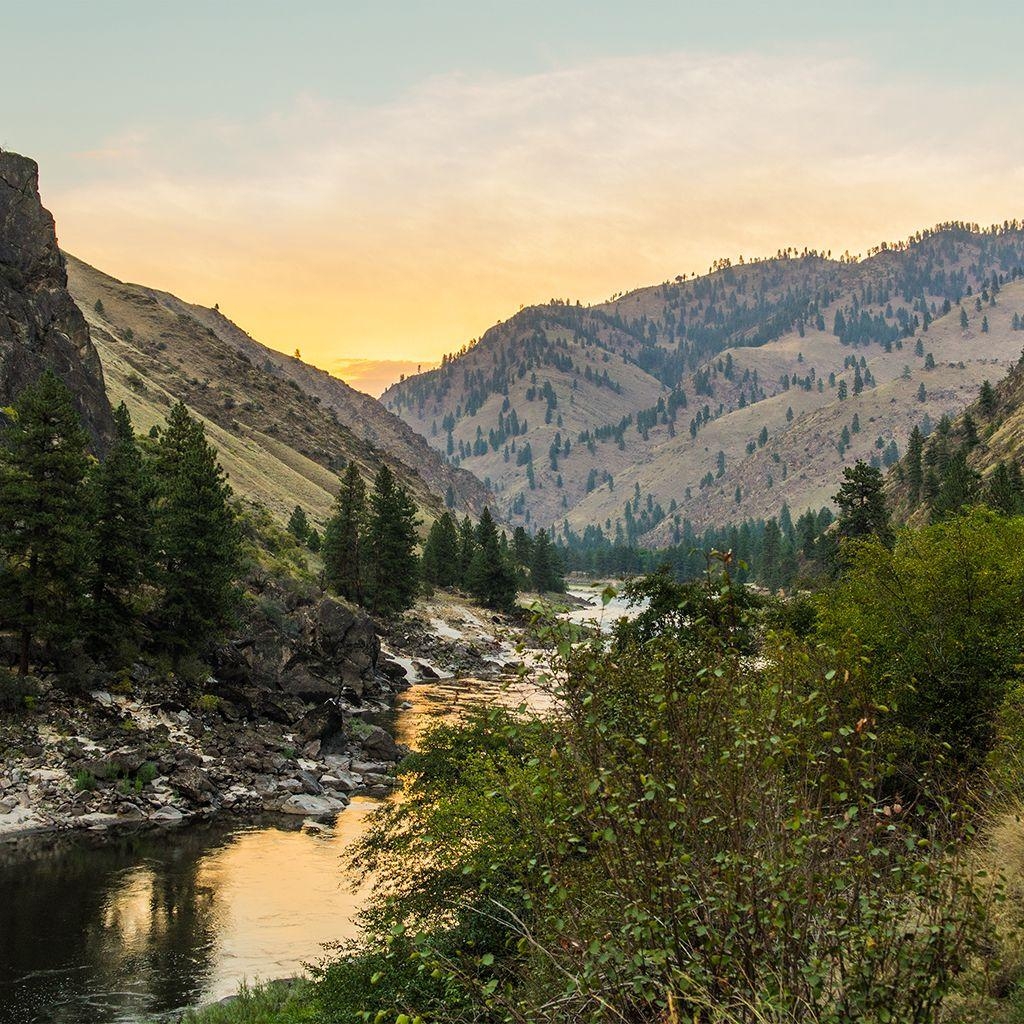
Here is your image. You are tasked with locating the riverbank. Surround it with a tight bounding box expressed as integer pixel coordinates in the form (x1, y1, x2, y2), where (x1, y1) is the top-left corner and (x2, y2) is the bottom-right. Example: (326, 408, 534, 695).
(0, 589, 526, 848)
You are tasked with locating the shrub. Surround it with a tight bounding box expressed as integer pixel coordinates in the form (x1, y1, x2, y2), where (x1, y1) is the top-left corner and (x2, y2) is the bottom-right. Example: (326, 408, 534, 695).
(0, 669, 40, 712)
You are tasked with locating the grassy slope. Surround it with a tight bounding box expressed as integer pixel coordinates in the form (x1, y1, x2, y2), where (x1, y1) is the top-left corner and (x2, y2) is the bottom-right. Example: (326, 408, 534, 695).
(66, 256, 460, 530)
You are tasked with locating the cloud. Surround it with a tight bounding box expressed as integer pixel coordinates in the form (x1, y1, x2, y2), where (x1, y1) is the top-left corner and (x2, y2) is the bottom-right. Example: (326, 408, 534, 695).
(48, 50, 1024, 371)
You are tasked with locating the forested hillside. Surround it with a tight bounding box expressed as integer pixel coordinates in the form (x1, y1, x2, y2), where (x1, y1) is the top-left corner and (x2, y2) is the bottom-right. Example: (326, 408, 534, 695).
(384, 226, 1024, 542)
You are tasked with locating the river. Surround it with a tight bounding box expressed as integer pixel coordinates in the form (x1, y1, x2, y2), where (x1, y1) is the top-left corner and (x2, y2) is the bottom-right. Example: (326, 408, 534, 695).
(0, 586, 635, 1024)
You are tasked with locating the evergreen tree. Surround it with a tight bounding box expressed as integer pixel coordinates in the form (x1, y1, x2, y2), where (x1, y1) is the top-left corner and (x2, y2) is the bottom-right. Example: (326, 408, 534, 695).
(987, 461, 1024, 516)
(906, 425, 924, 503)
(530, 528, 565, 593)
(466, 508, 517, 611)
(833, 461, 891, 546)
(457, 516, 477, 586)
(979, 380, 997, 418)
(287, 505, 310, 543)
(86, 403, 153, 661)
(421, 512, 460, 588)
(362, 464, 420, 615)
(306, 528, 322, 554)
(931, 450, 980, 521)
(152, 403, 240, 660)
(0, 371, 92, 675)
(323, 462, 366, 603)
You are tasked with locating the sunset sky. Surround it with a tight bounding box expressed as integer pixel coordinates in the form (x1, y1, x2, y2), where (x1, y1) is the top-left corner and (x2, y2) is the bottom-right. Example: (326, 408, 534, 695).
(4, 1, 1024, 394)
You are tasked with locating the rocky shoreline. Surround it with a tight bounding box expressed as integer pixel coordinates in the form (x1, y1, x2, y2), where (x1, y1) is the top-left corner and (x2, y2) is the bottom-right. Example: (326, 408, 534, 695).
(0, 584, 523, 847)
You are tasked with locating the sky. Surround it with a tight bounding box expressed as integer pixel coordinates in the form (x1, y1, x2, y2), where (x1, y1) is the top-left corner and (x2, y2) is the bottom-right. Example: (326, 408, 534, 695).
(3, 1, 1024, 395)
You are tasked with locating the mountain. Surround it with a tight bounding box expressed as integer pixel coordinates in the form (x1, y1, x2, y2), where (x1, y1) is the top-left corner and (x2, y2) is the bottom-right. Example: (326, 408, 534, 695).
(0, 150, 113, 450)
(63, 255, 490, 527)
(383, 227, 1024, 544)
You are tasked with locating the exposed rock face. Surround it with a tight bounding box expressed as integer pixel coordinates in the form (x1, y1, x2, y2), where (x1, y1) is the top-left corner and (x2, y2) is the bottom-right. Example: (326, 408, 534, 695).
(0, 150, 113, 450)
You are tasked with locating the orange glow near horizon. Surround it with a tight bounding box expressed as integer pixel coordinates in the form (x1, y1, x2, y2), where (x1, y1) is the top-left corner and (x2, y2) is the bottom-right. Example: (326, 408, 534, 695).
(43, 52, 1024, 395)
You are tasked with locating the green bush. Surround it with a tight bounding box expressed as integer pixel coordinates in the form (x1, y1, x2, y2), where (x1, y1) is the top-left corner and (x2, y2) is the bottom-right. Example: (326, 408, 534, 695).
(816, 507, 1024, 779)
(0, 669, 40, 712)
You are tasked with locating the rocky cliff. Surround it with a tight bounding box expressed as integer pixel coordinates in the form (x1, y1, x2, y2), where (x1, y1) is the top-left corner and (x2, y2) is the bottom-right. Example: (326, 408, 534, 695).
(0, 150, 113, 450)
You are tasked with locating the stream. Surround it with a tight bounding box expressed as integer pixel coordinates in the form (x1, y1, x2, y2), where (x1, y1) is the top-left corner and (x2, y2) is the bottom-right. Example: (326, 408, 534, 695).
(0, 586, 636, 1024)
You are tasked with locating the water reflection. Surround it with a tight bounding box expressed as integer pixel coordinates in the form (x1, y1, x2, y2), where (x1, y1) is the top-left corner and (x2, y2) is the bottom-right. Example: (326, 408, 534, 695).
(0, 677, 528, 1024)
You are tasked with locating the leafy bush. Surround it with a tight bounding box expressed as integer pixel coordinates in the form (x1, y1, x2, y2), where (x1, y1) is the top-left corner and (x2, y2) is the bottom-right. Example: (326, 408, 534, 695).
(317, 574, 989, 1024)
(816, 508, 1024, 779)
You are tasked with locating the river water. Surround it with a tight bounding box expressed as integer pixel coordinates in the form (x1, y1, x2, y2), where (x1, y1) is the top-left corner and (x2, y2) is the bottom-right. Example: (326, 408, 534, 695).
(0, 586, 635, 1024)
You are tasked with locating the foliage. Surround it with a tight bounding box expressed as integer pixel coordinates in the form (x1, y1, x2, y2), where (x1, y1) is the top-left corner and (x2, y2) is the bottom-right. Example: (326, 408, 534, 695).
(466, 508, 517, 611)
(315, 567, 990, 1024)
(0, 370, 92, 675)
(323, 462, 366, 603)
(152, 402, 241, 660)
(816, 507, 1024, 779)
(85, 402, 154, 662)
(362, 463, 421, 616)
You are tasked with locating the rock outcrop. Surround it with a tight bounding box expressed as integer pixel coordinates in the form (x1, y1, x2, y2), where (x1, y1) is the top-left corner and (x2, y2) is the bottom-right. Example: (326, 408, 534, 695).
(0, 150, 113, 450)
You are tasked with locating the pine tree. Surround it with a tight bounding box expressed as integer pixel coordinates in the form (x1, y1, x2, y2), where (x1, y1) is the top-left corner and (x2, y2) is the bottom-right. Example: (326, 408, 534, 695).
(906, 425, 924, 503)
(931, 450, 979, 520)
(152, 402, 240, 660)
(362, 464, 420, 615)
(287, 505, 310, 543)
(421, 512, 460, 588)
(0, 371, 91, 675)
(987, 461, 1023, 516)
(530, 528, 564, 593)
(833, 461, 891, 546)
(979, 380, 997, 418)
(457, 516, 477, 586)
(86, 403, 153, 661)
(466, 508, 517, 610)
(322, 462, 366, 603)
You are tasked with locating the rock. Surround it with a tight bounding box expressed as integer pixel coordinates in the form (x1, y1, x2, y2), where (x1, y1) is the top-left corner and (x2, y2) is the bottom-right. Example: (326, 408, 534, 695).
(377, 657, 408, 682)
(150, 805, 184, 824)
(280, 666, 337, 701)
(0, 150, 114, 450)
(173, 767, 215, 805)
(295, 703, 349, 755)
(412, 660, 440, 680)
(295, 770, 323, 795)
(279, 794, 346, 816)
(357, 726, 402, 762)
(320, 771, 361, 793)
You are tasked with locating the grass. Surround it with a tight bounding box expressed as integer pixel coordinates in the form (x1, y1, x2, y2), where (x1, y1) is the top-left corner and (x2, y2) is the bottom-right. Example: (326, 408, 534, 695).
(176, 980, 315, 1023)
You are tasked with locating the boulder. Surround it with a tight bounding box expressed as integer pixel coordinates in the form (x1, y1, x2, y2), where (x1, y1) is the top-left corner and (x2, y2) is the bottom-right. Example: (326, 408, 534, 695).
(279, 794, 346, 816)
(150, 805, 184, 824)
(358, 725, 402, 762)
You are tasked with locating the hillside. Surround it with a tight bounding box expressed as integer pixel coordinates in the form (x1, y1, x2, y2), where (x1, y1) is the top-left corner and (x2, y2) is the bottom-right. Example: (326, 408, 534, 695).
(383, 227, 1024, 543)
(64, 256, 489, 527)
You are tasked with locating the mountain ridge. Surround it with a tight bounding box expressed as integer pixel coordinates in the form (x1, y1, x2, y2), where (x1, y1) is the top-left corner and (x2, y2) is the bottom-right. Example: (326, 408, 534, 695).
(383, 225, 1024, 544)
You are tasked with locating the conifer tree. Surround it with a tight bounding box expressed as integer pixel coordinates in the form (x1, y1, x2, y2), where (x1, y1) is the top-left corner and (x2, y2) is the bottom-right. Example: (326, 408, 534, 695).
(987, 461, 1024, 516)
(86, 403, 153, 660)
(457, 515, 477, 586)
(530, 528, 565, 593)
(906, 425, 924, 503)
(0, 371, 91, 675)
(362, 464, 420, 615)
(421, 512, 460, 588)
(979, 380, 997, 418)
(466, 508, 517, 610)
(323, 462, 366, 603)
(152, 402, 240, 660)
(287, 505, 310, 543)
(834, 461, 892, 546)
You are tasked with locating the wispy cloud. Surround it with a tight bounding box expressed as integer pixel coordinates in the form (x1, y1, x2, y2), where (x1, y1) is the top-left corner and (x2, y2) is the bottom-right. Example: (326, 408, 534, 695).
(49, 50, 1024, 369)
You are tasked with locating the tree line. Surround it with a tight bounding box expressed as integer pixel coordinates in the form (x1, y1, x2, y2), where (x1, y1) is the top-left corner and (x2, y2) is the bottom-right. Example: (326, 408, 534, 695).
(0, 371, 240, 678)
